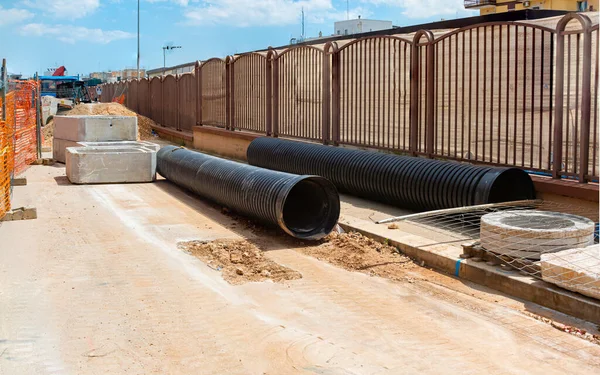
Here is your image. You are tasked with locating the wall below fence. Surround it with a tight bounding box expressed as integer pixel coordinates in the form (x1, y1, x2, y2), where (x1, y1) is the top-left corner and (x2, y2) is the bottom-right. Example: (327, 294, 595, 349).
(192, 126, 259, 161)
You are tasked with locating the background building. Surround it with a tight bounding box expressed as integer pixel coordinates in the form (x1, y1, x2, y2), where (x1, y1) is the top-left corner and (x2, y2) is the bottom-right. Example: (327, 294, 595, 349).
(465, 0, 598, 14)
(147, 61, 196, 78)
(88, 69, 146, 83)
(334, 17, 393, 36)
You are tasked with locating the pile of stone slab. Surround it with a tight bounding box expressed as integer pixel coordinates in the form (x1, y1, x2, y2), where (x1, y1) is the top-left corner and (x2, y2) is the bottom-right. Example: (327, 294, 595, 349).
(53, 115, 159, 184)
(540, 244, 600, 300)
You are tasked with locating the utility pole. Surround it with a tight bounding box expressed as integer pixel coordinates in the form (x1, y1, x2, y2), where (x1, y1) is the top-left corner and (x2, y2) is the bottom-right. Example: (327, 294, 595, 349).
(347, 0, 349, 20)
(162, 45, 182, 76)
(1, 58, 6, 122)
(137, 0, 140, 79)
(301, 8, 305, 39)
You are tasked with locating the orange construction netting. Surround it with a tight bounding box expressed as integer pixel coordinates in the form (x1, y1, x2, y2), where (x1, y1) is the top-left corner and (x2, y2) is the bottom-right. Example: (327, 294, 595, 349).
(0, 91, 15, 218)
(12, 81, 39, 175)
(0, 80, 40, 219)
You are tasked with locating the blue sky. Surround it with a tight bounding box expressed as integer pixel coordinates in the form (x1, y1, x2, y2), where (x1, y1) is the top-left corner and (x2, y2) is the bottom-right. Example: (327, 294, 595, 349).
(0, 0, 477, 76)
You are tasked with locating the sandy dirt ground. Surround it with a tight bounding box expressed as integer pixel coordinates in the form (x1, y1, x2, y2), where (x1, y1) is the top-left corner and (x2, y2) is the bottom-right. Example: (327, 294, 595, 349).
(1, 163, 599, 375)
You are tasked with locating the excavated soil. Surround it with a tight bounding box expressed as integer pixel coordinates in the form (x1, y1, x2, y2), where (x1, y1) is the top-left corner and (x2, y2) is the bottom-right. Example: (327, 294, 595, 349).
(302, 231, 417, 281)
(179, 239, 302, 285)
(42, 103, 158, 147)
(217, 209, 417, 283)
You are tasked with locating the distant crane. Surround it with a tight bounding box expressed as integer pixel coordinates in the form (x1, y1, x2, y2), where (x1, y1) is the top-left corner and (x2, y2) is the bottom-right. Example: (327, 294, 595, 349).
(51, 66, 66, 76)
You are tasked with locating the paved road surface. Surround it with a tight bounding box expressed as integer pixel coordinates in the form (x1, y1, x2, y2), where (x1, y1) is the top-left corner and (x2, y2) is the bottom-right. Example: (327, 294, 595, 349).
(1, 165, 599, 374)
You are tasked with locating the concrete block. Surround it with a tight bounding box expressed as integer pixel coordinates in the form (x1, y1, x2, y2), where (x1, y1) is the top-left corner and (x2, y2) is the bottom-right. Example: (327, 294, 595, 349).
(53, 139, 159, 164)
(79, 141, 160, 152)
(53, 138, 81, 163)
(54, 115, 137, 142)
(540, 244, 600, 300)
(66, 146, 156, 184)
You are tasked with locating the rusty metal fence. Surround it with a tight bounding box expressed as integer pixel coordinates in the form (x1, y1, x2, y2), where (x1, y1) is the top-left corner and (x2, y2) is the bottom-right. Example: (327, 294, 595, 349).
(106, 13, 598, 184)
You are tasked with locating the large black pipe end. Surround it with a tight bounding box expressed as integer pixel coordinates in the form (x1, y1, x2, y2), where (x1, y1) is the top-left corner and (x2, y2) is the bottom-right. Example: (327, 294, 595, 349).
(475, 168, 536, 204)
(277, 176, 340, 241)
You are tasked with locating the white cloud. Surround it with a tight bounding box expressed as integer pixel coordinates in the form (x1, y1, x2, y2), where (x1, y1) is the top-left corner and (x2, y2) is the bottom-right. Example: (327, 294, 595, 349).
(364, 0, 477, 19)
(0, 6, 34, 26)
(23, 0, 100, 19)
(20, 23, 135, 44)
(184, 0, 369, 27)
(146, 0, 190, 6)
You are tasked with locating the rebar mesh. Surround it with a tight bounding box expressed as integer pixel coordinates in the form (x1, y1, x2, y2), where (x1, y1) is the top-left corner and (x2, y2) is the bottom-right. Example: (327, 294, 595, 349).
(389, 200, 599, 300)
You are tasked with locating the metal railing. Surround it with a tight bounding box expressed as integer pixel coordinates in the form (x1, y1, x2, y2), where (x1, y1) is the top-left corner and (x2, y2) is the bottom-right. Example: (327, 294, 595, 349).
(101, 13, 598, 184)
(464, 0, 497, 9)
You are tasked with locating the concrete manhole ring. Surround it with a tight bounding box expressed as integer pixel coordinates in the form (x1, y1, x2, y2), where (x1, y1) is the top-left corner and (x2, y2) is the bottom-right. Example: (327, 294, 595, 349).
(480, 210, 595, 260)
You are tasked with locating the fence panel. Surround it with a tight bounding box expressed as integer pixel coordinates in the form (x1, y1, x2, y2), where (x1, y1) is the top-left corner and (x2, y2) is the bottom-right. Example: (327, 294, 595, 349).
(199, 58, 227, 128)
(230, 53, 268, 134)
(178, 73, 196, 132)
(12, 81, 38, 175)
(0, 91, 15, 218)
(150, 77, 163, 125)
(162, 75, 178, 129)
(337, 36, 413, 151)
(591, 25, 599, 181)
(431, 23, 555, 174)
(554, 15, 596, 181)
(274, 46, 324, 142)
(127, 80, 138, 113)
(138, 78, 150, 117)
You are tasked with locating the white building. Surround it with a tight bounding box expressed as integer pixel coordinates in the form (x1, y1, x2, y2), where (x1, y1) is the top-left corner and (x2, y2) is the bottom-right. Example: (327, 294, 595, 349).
(334, 17, 392, 36)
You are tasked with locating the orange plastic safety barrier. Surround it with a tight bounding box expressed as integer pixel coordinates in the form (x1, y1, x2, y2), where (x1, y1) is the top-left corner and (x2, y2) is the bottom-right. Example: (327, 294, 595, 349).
(0, 91, 15, 218)
(12, 81, 39, 175)
(112, 93, 126, 105)
(0, 80, 40, 219)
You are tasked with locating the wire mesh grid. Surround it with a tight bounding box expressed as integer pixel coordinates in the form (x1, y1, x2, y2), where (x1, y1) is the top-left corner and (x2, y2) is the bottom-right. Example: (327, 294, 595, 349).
(390, 200, 599, 300)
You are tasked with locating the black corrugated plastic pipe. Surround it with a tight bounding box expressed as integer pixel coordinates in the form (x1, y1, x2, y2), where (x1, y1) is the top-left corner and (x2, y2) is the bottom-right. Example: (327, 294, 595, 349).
(246, 138, 536, 211)
(157, 146, 340, 240)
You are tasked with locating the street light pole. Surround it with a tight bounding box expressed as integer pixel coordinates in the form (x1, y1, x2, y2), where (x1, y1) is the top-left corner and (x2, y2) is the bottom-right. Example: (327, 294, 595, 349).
(137, 0, 140, 79)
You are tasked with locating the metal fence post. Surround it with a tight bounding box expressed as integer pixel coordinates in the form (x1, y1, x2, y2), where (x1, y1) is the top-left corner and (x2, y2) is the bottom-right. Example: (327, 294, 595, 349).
(269, 50, 279, 137)
(330, 42, 341, 146)
(176, 74, 181, 131)
(410, 31, 435, 156)
(1, 58, 6, 122)
(578, 18, 593, 183)
(266, 50, 273, 136)
(160, 76, 165, 127)
(226, 56, 234, 131)
(35, 73, 42, 158)
(196, 61, 202, 126)
(554, 14, 592, 181)
(410, 36, 420, 155)
(424, 32, 436, 157)
(322, 44, 332, 145)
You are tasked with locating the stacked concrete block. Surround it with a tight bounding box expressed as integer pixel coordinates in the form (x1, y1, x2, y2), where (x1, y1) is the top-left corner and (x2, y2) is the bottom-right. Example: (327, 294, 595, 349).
(66, 145, 157, 184)
(53, 115, 159, 184)
(53, 115, 138, 163)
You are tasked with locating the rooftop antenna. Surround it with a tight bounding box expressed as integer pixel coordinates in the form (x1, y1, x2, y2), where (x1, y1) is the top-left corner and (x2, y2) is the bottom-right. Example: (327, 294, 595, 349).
(347, 0, 349, 20)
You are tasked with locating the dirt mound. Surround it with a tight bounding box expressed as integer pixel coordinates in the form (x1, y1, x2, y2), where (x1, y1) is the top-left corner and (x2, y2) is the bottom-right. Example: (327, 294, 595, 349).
(301, 231, 416, 281)
(42, 103, 159, 147)
(179, 239, 302, 285)
(67, 102, 136, 116)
